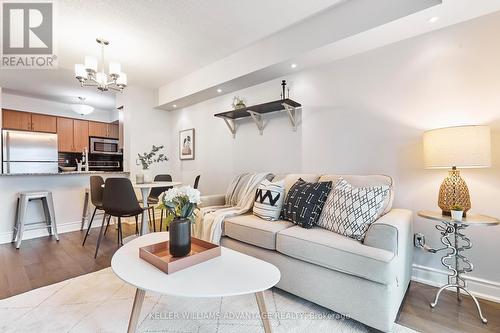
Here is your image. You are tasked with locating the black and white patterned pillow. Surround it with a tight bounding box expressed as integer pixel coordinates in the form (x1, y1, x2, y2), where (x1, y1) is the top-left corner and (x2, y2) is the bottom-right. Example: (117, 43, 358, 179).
(317, 178, 390, 241)
(253, 179, 285, 221)
(281, 179, 332, 228)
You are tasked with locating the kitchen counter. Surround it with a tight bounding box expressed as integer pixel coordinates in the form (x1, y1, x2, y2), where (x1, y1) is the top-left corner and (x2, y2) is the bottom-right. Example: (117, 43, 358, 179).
(0, 171, 130, 176)
(0, 170, 132, 244)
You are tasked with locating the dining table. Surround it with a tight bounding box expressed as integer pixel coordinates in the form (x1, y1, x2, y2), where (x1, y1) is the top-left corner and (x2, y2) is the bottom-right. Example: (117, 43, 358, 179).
(133, 181, 182, 235)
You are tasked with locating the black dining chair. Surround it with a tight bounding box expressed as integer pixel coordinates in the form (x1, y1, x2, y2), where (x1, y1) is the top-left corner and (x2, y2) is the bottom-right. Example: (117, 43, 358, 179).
(94, 178, 144, 258)
(148, 174, 172, 232)
(193, 175, 200, 189)
(82, 176, 105, 246)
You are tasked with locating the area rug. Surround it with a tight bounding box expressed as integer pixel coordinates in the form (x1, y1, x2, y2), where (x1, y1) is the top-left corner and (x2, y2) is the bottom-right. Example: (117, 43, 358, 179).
(0, 268, 417, 333)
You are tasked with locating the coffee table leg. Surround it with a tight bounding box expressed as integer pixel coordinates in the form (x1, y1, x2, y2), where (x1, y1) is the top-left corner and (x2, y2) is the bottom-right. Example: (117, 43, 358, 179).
(255, 291, 272, 333)
(127, 288, 146, 333)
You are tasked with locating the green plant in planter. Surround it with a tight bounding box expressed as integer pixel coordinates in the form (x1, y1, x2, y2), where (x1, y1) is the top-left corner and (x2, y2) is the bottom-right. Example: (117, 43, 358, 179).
(157, 186, 201, 226)
(450, 204, 464, 211)
(232, 96, 246, 110)
(137, 145, 168, 170)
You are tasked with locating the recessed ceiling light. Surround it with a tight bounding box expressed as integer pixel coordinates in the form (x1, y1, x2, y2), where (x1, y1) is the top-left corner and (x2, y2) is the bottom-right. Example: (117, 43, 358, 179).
(172, 104, 177, 108)
(291, 63, 297, 69)
(428, 16, 439, 23)
(217, 88, 222, 93)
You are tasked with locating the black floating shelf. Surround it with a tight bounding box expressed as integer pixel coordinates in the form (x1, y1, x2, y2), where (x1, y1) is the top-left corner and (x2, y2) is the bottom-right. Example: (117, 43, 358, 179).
(214, 99, 301, 119)
(214, 99, 301, 137)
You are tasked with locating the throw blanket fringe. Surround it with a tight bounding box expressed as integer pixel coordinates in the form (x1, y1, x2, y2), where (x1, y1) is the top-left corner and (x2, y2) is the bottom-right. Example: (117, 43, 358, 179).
(194, 172, 272, 244)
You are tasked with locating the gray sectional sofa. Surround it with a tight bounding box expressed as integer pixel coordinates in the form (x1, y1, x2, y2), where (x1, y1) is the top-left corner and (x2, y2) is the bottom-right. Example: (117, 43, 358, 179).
(201, 174, 413, 332)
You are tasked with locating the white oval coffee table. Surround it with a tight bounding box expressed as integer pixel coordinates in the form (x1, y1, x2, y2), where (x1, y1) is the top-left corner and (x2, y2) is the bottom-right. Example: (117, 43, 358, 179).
(111, 232, 281, 333)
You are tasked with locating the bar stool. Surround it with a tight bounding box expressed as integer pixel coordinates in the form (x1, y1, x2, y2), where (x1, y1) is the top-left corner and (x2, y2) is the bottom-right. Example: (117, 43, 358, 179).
(12, 190, 59, 249)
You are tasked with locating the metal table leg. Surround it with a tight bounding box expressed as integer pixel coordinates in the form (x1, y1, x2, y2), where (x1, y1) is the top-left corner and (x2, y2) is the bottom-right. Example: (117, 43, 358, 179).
(430, 221, 487, 324)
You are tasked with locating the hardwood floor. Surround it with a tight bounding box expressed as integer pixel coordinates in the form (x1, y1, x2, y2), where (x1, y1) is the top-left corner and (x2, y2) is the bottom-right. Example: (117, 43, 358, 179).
(0, 224, 499, 333)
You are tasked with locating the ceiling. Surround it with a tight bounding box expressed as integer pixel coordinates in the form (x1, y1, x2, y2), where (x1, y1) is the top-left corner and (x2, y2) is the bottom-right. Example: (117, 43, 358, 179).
(0, 0, 343, 109)
(0, 69, 116, 110)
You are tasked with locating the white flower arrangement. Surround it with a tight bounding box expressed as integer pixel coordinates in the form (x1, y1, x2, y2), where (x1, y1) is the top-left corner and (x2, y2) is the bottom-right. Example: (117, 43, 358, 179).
(158, 186, 201, 225)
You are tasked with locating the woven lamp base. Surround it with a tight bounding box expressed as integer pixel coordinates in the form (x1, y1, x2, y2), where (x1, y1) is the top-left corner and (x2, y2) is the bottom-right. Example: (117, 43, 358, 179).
(438, 168, 471, 216)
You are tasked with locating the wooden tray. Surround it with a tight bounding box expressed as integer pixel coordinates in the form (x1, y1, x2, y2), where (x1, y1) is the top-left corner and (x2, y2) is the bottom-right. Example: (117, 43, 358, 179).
(139, 237, 221, 274)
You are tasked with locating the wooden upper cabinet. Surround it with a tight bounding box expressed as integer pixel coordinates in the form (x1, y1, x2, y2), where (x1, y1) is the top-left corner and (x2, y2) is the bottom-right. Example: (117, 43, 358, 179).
(108, 123, 119, 139)
(57, 117, 74, 152)
(31, 114, 57, 133)
(2, 109, 31, 131)
(73, 120, 89, 152)
(88, 121, 108, 138)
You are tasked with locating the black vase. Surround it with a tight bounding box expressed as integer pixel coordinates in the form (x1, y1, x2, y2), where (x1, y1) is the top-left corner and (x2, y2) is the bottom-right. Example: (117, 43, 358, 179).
(169, 218, 191, 257)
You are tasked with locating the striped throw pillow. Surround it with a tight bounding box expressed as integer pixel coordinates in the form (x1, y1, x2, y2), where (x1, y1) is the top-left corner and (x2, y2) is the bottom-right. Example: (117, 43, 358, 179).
(253, 179, 285, 221)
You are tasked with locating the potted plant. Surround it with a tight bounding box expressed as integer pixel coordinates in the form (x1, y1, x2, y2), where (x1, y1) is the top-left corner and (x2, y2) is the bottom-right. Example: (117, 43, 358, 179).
(232, 96, 246, 110)
(158, 186, 201, 257)
(450, 204, 464, 222)
(137, 145, 168, 183)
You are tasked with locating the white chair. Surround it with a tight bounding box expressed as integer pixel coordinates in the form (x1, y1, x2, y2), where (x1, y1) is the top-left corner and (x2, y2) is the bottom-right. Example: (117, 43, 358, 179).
(12, 190, 59, 249)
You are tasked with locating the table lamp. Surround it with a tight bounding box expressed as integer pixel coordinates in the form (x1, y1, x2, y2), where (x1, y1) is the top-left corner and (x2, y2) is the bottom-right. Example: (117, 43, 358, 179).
(423, 125, 491, 216)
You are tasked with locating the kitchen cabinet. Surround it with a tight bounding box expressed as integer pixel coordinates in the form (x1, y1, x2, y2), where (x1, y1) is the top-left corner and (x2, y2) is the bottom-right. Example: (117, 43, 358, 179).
(57, 118, 89, 153)
(89, 121, 119, 139)
(57, 117, 74, 152)
(73, 119, 89, 152)
(2, 109, 31, 131)
(31, 114, 57, 133)
(108, 123, 119, 139)
(89, 121, 108, 138)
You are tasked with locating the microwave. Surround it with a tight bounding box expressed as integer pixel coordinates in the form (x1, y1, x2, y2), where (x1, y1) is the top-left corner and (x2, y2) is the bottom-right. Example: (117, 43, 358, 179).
(89, 137, 121, 155)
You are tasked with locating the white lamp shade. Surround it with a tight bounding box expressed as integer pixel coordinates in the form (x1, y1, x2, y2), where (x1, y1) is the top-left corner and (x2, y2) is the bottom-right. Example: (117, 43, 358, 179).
(116, 72, 127, 86)
(423, 125, 491, 169)
(109, 62, 121, 76)
(74, 64, 87, 78)
(84, 56, 98, 72)
(71, 104, 94, 115)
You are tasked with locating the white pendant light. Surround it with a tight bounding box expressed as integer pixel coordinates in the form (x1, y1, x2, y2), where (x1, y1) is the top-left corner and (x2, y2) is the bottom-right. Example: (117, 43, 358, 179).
(71, 97, 94, 115)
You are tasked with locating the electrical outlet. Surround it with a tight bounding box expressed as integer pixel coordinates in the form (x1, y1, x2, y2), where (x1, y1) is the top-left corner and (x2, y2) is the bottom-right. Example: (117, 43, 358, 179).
(414, 233, 425, 248)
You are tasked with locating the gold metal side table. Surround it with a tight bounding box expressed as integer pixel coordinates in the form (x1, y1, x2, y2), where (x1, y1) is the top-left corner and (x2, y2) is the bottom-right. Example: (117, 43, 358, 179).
(418, 211, 499, 324)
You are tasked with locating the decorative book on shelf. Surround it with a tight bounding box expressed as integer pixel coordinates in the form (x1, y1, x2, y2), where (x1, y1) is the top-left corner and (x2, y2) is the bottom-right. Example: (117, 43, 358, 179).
(214, 98, 301, 137)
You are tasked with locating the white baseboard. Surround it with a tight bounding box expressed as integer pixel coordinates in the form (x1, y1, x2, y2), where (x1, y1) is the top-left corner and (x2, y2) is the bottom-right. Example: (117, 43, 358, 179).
(0, 214, 142, 245)
(0, 219, 85, 244)
(412, 264, 500, 303)
(0, 212, 109, 244)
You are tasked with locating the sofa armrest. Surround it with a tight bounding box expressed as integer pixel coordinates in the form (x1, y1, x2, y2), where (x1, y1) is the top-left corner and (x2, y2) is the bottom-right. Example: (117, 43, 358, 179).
(199, 194, 226, 208)
(363, 208, 412, 255)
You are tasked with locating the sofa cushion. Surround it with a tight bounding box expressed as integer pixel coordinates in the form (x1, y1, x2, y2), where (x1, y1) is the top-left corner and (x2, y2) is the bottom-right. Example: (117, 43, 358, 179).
(276, 226, 396, 284)
(253, 179, 285, 221)
(224, 214, 294, 250)
(317, 178, 391, 241)
(282, 174, 320, 195)
(281, 179, 332, 229)
(318, 174, 394, 215)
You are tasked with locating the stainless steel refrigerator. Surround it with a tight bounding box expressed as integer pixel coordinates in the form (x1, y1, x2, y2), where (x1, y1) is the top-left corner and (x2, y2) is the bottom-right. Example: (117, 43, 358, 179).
(2, 130, 59, 174)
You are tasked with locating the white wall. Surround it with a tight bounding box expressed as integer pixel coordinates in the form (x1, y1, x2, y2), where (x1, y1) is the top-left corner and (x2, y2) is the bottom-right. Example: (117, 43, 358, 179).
(167, 13, 500, 300)
(2, 93, 117, 123)
(116, 86, 172, 178)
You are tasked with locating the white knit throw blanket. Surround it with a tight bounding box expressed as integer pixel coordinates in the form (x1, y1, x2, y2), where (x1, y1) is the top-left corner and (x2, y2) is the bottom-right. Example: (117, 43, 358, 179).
(194, 172, 272, 244)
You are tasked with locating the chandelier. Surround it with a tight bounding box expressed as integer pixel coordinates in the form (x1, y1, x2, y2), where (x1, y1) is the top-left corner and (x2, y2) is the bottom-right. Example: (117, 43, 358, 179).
(74, 38, 127, 92)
